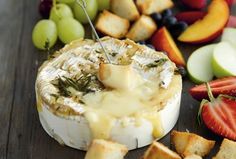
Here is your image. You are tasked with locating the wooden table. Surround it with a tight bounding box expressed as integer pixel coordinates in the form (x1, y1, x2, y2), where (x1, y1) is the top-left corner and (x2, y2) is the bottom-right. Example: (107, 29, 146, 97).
(0, 0, 234, 158)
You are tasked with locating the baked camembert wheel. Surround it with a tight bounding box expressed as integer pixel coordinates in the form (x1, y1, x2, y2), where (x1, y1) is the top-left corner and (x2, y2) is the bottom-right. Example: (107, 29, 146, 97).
(35, 37, 182, 150)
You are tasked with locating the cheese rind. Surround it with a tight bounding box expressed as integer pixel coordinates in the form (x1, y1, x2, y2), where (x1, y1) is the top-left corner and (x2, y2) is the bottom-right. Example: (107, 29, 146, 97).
(38, 91, 181, 150)
(36, 37, 182, 150)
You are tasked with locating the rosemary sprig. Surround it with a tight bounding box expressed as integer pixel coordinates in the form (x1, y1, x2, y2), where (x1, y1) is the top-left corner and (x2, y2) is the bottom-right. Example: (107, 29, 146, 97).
(146, 59, 168, 68)
(110, 52, 118, 57)
(52, 74, 102, 98)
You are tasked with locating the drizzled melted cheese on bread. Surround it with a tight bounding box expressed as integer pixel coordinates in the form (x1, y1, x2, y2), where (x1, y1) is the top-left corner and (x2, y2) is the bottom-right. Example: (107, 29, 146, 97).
(36, 37, 180, 140)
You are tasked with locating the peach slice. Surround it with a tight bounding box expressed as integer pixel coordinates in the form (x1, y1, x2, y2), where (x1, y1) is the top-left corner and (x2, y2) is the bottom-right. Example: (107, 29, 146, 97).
(151, 27, 186, 67)
(178, 0, 230, 44)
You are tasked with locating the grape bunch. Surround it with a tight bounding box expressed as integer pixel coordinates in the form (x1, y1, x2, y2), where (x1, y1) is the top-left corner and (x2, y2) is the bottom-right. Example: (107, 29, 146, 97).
(33, 0, 109, 50)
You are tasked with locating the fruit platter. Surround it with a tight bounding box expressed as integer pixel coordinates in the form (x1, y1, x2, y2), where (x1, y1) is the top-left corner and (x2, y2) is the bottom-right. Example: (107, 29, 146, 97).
(1, 0, 236, 158)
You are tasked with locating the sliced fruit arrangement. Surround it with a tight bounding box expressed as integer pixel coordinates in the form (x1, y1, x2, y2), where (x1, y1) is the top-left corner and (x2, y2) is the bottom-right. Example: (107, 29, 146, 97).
(178, 0, 230, 44)
(212, 42, 236, 78)
(198, 83, 236, 140)
(187, 27, 236, 84)
(151, 27, 186, 67)
(187, 44, 215, 84)
(221, 27, 236, 47)
(190, 76, 236, 101)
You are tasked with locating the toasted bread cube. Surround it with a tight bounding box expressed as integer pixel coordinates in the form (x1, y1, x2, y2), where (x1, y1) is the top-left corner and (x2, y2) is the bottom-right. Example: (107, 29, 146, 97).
(143, 141, 181, 159)
(85, 139, 128, 159)
(136, 0, 174, 15)
(111, 0, 140, 21)
(171, 130, 215, 157)
(184, 155, 202, 159)
(126, 15, 157, 42)
(213, 139, 236, 159)
(171, 130, 191, 155)
(183, 134, 215, 157)
(95, 10, 130, 39)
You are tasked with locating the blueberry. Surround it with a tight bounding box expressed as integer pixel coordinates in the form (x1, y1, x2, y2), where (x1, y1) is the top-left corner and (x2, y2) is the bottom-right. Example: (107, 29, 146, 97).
(176, 66, 187, 77)
(150, 13, 162, 26)
(137, 41, 146, 45)
(162, 16, 177, 28)
(161, 9, 173, 18)
(146, 44, 155, 50)
(169, 21, 188, 38)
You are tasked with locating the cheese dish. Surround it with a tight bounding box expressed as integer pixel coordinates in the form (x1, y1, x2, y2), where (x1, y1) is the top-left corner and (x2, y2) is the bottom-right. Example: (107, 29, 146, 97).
(35, 37, 182, 150)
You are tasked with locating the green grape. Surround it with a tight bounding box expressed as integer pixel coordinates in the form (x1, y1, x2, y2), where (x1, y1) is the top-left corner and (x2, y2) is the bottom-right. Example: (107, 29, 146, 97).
(32, 20, 57, 50)
(56, 0, 75, 8)
(49, 3, 73, 23)
(73, 0, 98, 24)
(97, 0, 110, 11)
(58, 18, 85, 44)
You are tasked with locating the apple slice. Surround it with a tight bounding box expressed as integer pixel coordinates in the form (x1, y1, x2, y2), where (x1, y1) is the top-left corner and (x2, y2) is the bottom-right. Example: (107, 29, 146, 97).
(178, 0, 230, 44)
(221, 28, 236, 47)
(187, 44, 216, 84)
(212, 42, 236, 78)
(151, 27, 186, 67)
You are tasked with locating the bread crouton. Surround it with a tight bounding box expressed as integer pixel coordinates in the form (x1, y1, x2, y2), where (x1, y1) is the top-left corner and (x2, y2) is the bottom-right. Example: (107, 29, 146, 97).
(126, 15, 157, 42)
(85, 139, 128, 159)
(95, 10, 130, 39)
(184, 154, 202, 159)
(213, 139, 236, 159)
(171, 130, 191, 155)
(183, 133, 215, 157)
(136, 0, 174, 15)
(171, 130, 215, 157)
(143, 141, 181, 159)
(111, 0, 140, 21)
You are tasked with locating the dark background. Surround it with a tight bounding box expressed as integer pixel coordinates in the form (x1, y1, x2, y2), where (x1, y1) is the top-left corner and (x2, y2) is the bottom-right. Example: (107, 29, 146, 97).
(0, 0, 235, 158)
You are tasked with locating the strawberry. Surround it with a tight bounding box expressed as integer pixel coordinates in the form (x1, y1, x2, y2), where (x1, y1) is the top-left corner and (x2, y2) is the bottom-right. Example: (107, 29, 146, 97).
(175, 11, 206, 25)
(198, 83, 236, 140)
(190, 76, 236, 101)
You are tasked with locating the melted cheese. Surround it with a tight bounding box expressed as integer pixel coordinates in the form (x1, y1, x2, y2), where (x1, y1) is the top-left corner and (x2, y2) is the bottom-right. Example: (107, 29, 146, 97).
(84, 111, 115, 139)
(98, 63, 145, 90)
(83, 64, 164, 139)
(36, 37, 177, 141)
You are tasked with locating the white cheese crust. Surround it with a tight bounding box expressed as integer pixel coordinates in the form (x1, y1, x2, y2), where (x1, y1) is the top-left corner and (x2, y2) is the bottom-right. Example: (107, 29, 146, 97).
(39, 92, 181, 150)
(35, 37, 182, 150)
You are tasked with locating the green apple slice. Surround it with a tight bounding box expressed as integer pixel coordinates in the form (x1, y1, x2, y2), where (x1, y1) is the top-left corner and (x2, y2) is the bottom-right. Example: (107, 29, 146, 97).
(221, 28, 236, 48)
(212, 42, 236, 78)
(187, 44, 216, 84)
